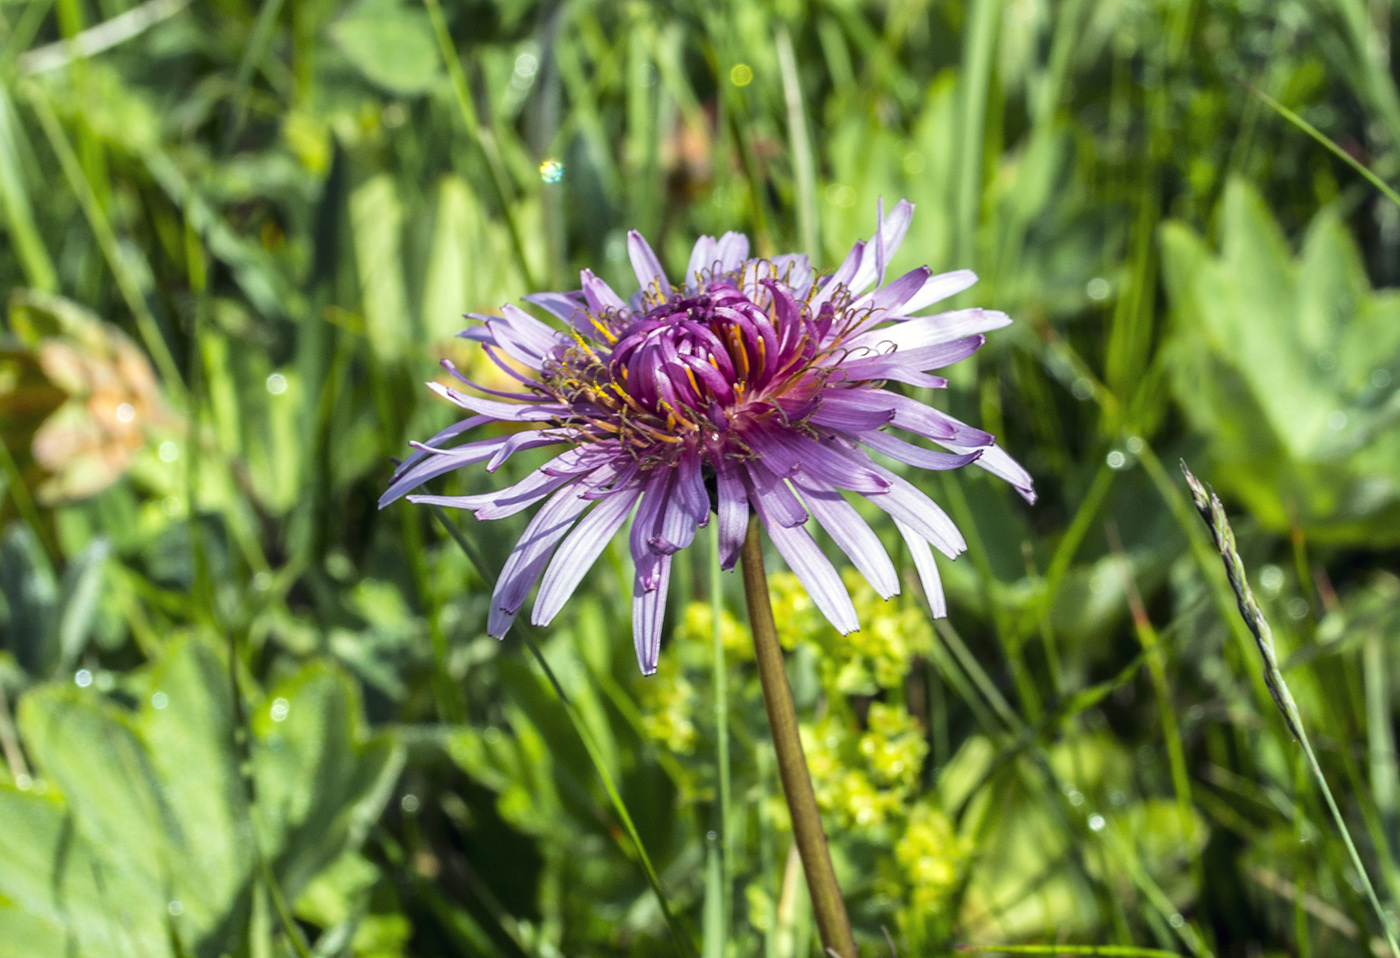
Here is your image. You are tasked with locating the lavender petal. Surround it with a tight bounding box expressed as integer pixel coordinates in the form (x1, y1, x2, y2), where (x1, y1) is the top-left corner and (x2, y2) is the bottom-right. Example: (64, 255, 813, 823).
(487, 480, 597, 636)
(752, 496, 859, 634)
(895, 519, 947, 617)
(715, 458, 749, 570)
(532, 483, 643, 626)
(632, 552, 674, 675)
(628, 229, 670, 295)
(791, 476, 900, 598)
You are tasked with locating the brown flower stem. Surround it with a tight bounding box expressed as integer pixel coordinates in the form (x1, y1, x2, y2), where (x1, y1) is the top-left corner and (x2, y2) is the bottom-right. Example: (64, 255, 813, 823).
(740, 519, 858, 958)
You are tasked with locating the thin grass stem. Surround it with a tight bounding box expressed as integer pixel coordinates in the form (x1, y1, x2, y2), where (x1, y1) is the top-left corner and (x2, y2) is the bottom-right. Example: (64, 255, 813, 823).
(710, 522, 733, 946)
(1181, 462, 1400, 958)
(22, 83, 186, 403)
(1240, 81, 1400, 210)
(957, 944, 1182, 957)
(775, 26, 818, 263)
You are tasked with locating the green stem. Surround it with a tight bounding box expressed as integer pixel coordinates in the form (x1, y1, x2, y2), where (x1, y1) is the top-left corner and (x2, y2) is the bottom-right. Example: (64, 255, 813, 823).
(1182, 463, 1400, 958)
(711, 523, 733, 921)
(739, 520, 857, 958)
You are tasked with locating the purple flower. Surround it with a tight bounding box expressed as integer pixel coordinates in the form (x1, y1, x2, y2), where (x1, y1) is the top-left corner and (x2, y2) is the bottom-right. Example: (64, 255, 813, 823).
(383, 200, 1034, 674)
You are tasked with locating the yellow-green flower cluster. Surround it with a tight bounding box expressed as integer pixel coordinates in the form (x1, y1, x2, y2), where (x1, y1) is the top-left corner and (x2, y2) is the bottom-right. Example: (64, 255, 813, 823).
(889, 801, 968, 927)
(674, 601, 753, 661)
(637, 654, 699, 754)
(802, 703, 927, 829)
(768, 570, 934, 695)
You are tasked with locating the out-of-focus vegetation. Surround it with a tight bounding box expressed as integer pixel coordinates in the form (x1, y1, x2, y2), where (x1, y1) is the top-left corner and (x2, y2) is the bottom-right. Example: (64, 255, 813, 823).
(2, 0, 1400, 956)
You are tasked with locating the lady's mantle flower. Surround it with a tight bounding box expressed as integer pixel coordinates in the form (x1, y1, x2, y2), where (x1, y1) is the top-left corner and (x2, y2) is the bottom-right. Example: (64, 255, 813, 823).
(383, 201, 1034, 674)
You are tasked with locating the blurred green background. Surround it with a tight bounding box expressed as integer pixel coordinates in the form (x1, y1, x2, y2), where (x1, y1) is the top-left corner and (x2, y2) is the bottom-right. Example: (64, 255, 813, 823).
(2, 0, 1400, 955)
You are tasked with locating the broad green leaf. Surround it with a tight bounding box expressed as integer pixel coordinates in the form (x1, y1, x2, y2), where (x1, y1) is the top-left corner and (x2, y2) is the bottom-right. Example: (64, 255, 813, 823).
(329, 0, 442, 96)
(1161, 177, 1400, 544)
(54, 539, 108, 673)
(0, 640, 403, 957)
(350, 174, 413, 361)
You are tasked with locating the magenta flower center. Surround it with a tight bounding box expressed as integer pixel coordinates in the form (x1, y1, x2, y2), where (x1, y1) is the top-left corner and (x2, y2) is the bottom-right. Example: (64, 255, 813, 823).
(541, 271, 858, 466)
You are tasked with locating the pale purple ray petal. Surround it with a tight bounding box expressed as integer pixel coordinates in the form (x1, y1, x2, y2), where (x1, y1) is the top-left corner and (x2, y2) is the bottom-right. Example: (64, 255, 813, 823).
(861, 266, 932, 314)
(743, 461, 809, 528)
(900, 269, 978, 315)
(487, 431, 563, 471)
(791, 476, 899, 598)
(675, 449, 710, 523)
(809, 240, 865, 312)
(439, 360, 541, 400)
(770, 253, 814, 298)
(409, 468, 571, 519)
(851, 199, 913, 293)
(532, 483, 643, 627)
(457, 326, 497, 346)
(381, 435, 512, 507)
(752, 494, 859, 633)
(523, 290, 585, 323)
(838, 335, 987, 382)
(714, 231, 750, 271)
(500, 304, 567, 351)
(628, 229, 669, 294)
(715, 458, 749, 570)
(874, 197, 886, 286)
(427, 383, 569, 422)
(487, 479, 598, 637)
(685, 235, 718, 291)
(411, 447, 598, 516)
(860, 466, 967, 558)
(463, 316, 547, 368)
(939, 441, 1037, 503)
(808, 389, 897, 431)
(632, 552, 674, 675)
(844, 308, 1010, 355)
(844, 365, 947, 389)
(887, 393, 994, 446)
(629, 470, 673, 587)
(858, 430, 983, 471)
(895, 519, 947, 617)
(651, 482, 699, 555)
(386, 414, 489, 481)
(581, 268, 628, 315)
(744, 430, 889, 494)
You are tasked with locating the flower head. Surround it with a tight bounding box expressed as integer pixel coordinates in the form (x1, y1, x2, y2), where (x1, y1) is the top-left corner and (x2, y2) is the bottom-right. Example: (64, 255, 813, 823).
(383, 200, 1034, 674)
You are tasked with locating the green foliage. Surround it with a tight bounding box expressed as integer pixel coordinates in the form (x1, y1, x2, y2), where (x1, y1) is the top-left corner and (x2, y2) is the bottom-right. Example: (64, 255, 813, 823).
(0, 0, 1398, 955)
(1163, 178, 1400, 544)
(0, 638, 401, 957)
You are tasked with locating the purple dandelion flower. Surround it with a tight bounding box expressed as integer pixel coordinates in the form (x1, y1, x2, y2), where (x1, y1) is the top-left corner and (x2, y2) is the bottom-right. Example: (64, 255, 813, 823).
(383, 200, 1034, 675)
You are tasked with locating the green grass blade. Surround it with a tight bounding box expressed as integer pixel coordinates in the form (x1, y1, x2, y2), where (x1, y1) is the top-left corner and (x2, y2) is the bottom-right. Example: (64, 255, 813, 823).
(421, 0, 537, 290)
(1242, 80, 1400, 210)
(710, 522, 733, 949)
(1182, 464, 1400, 958)
(957, 942, 1181, 957)
(954, 0, 1002, 268)
(427, 505, 694, 958)
(21, 82, 186, 403)
(775, 26, 818, 264)
(0, 86, 57, 291)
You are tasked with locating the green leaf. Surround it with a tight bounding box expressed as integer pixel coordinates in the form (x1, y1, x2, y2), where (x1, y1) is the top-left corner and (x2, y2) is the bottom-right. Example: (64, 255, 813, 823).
(54, 539, 108, 674)
(329, 0, 443, 96)
(0, 640, 403, 957)
(0, 524, 57, 676)
(349, 174, 413, 360)
(1161, 177, 1400, 544)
